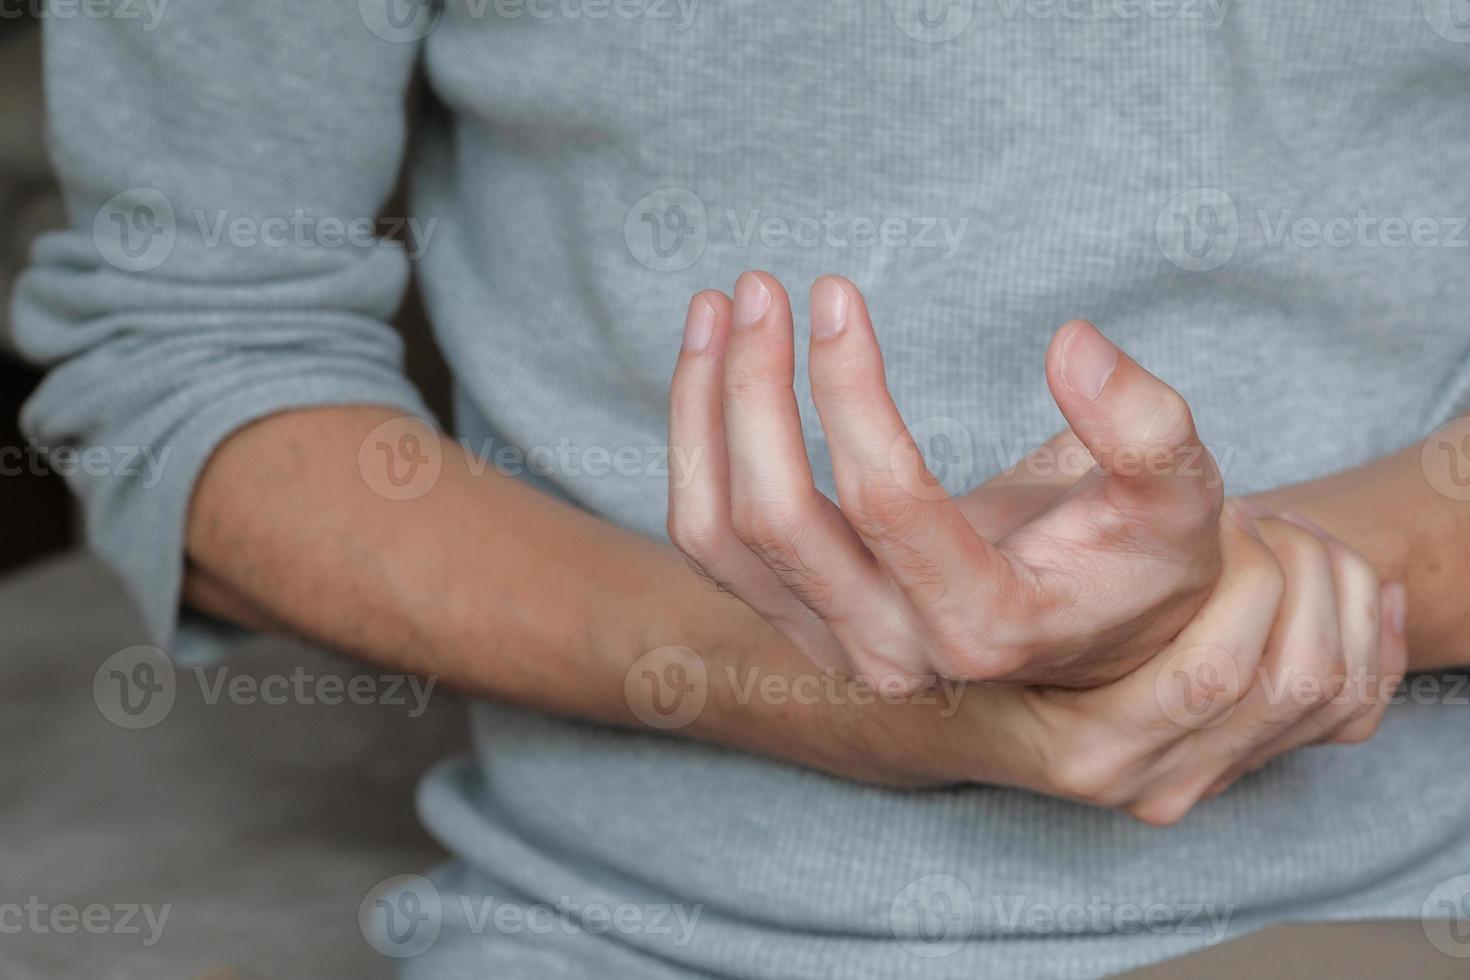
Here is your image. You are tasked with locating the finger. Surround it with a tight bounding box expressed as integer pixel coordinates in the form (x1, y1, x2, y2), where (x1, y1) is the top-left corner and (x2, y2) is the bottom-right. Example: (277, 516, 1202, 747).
(1328, 581, 1407, 745)
(666, 290, 847, 669)
(1305, 522, 1385, 741)
(1044, 320, 1221, 532)
(1186, 517, 1349, 789)
(1201, 580, 1408, 799)
(807, 274, 1037, 675)
(721, 272, 914, 676)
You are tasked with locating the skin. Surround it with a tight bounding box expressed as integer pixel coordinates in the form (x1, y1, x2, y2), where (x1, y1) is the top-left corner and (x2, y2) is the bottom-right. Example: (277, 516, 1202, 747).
(668, 274, 1407, 821)
(671, 271, 1226, 691)
(183, 270, 1462, 823)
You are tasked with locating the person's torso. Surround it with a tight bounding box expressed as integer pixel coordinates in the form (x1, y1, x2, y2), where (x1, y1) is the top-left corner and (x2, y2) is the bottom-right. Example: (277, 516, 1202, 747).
(404, 5, 1470, 975)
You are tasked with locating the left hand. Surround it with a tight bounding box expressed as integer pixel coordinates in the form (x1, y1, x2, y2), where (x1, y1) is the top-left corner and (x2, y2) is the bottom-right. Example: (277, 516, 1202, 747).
(668, 272, 1226, 690)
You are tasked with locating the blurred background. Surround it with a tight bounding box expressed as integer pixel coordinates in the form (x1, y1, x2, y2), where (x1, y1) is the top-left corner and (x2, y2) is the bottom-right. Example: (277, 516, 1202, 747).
(0, 14, 464, 979)
(0, 10, 70, 574)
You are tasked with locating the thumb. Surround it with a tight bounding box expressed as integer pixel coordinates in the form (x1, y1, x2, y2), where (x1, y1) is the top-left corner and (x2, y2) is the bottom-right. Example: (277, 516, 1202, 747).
(1044, 320, 1221, 517)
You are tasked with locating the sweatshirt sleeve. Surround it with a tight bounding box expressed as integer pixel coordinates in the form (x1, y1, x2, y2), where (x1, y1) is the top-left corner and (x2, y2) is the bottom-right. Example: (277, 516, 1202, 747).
(9, 1, 435, 657)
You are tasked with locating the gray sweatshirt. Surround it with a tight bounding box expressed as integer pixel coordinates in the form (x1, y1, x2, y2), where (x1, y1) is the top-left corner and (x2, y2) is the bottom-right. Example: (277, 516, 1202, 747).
(13, 2, 1470, 977)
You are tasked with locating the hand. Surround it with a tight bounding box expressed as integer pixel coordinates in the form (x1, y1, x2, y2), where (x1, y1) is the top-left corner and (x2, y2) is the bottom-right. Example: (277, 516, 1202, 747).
(668, 272, 1224, 689)
(955, 427, 1097, 541)
(870, 506, 1407, 824)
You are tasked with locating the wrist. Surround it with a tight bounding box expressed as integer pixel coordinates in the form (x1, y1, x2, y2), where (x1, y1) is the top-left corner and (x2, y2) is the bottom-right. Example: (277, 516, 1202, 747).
(1241, 442, 1470, 670)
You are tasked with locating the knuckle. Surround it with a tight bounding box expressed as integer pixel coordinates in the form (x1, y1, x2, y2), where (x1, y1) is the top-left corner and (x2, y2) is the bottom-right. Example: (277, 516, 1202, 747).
(1044, 731, 1133, 807)
(721, 362, 785, 402)
(848, 651, 925, 695)
(1296, 636, 1346, 687)
(1269, 525, 1330, 578)
(731, 499, 804, 563)
(1330, 712, 1383, 745)
(667, 506, 723, 568)
(1329, 542, 1377, 587)
(933, 638, 1027, 683)
(1237, 543, 1287, 610)
(1126, 792, 1196, 827)
(886, 539, 949, 597)
(1265, 645, 1344, 720)
(843, 478, 924, 542)
(1141, 387, 1196, 453)
(1329, 544, 1382, 632)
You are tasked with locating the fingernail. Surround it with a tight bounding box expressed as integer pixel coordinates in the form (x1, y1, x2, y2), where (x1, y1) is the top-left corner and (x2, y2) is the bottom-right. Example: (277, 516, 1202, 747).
(1384, 582, 1407, 637)
(732, 273, 771, 330)
(682, 294, 716, 352)
(1226, 502, 1262, 540)
(1279, 511, 1331, 539)
(810, 277, 848, 339)
(1059, 321, 1118, 401)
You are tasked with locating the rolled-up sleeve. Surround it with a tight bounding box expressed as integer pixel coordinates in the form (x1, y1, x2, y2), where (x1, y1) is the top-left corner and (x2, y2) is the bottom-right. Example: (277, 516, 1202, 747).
(9, 2, 433, 654)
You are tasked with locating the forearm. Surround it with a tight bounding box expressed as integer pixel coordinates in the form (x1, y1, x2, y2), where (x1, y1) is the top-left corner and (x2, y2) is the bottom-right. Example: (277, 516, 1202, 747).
(1247, 439, 1470, 671)
(183, 406, 944, 785)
